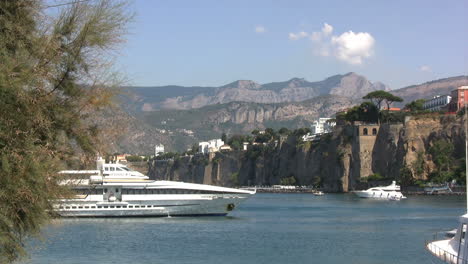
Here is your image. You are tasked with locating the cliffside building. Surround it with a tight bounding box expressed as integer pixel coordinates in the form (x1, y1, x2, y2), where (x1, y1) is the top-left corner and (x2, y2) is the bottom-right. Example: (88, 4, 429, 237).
(354, 124, 380, 179)
(448, 86, 468, 112)
(199, 139, 224, 154)
(155, 144, 165, 157)
(311, 118, 336, 135)
(423, 95, 452, 111)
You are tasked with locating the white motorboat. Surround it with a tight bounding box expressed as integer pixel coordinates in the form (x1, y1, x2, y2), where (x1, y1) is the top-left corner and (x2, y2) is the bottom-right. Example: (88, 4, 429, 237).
(353, 181, 406, 200)
(55, 158, 256, 217)
(313, 191, 324, 196)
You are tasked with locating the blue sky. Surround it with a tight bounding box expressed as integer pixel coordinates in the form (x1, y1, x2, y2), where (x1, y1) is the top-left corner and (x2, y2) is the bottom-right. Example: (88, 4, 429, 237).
(117, 0, 467, 89)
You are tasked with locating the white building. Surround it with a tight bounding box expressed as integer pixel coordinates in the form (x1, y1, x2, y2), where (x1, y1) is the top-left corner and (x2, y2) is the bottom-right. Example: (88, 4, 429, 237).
(423, 95, 452, 111)
(198, 139, 224, 154)
(311, 118, 336, 135)
(155, 144, 165, 156)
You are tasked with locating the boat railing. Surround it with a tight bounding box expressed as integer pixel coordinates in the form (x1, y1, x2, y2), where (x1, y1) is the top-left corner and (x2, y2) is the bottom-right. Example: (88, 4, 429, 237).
(425, 231, 468, 264)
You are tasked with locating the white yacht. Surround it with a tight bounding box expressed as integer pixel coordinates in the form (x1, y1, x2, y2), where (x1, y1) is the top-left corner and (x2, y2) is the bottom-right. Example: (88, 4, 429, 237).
(55, 159, 256, 217)
(353, 181, 406, 200)
(426, 215, 468, 263)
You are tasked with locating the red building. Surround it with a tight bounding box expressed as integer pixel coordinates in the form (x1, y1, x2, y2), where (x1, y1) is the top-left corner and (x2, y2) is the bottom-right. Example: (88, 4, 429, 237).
(448, 86, 468, 112)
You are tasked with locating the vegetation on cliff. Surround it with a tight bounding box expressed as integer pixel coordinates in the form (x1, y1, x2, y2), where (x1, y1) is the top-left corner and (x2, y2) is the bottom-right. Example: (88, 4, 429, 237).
(0, 1, 131, 262)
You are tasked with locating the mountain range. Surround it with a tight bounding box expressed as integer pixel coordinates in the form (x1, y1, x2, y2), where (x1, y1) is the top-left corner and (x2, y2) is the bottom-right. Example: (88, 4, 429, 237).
(121, 72, 389, 111)
(110, 73, 468, 153)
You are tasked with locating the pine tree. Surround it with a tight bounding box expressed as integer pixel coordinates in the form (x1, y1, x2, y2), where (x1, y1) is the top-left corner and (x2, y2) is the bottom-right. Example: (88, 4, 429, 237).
(0, 1, 132, 262)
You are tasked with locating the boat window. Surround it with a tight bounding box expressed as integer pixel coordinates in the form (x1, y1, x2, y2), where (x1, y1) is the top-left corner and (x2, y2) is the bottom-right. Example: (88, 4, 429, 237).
(91, 206, 96, 209)
(84, 206, 89, 209)
(110, 167, 115, 171)
(110, 206, 115, 208)
(116, 167, 124, 171)
(129, 205, 133, 208)
(135, 205, 140, 208)
(104, 167, 109, 171)
(104, 188, 108, 193)
(123, 206, 127, 208)
(97, 206, 102, 209)
(66, 206, 70, 209)
(104, 206, 108, 208)
(116, 188, 119, 193)
(121, 167, 130, 171)
(116, 206, 121, 208)
(72, 206, 77, 209)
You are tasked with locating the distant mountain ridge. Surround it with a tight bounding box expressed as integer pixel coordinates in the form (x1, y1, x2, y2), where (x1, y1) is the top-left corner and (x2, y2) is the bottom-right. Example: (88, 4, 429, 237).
(122, 72, 390, 111)
(392, 75, 468, 104)
(111, 73, 468, 154)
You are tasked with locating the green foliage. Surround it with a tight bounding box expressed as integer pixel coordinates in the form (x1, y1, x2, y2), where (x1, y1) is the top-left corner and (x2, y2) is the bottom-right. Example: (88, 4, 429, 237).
(280, 176, 297, 185)
(343, 102, 379, 123)
(126, 155, 144, 162)
(278, 127, 290, 135)
(362, 90, 404, 123)
(398, 166, 414, 186)
(0, 1, 132, 262)
(230, 172, 239, 186)
(251, 129, 260, 135)
(405, 99, 426, 112)
(227, 134, 250, 150)
(362, 90, 395, 109)
(411, 151, 425, 178)
(292, 127, 311, 137)
(366, 173, 384, 181)
(246, 145, 264, 160)
(427, 139, 463, 184)
(429, 140, 454, 172)
(155, 152, 181, 160)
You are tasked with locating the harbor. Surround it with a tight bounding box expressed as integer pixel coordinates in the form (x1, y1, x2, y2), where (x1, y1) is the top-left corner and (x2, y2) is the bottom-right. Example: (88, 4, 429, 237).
(24, 193, 465, 264)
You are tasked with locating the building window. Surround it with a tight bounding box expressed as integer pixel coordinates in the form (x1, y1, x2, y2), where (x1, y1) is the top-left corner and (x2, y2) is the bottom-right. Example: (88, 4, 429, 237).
(363, 128, 368, 135)
(372, 128, 377, 135)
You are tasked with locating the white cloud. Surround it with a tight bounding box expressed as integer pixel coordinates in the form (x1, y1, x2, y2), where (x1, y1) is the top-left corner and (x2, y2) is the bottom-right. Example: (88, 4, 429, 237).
(255, 25, 266, 33)
(288, 23, 375, 64)
(420, 65, 432, 72)
(322, 23, 333, 36)
(310, 31, 322, 42)
(289, 31, 308, 40)
(331, 31, 375, 65)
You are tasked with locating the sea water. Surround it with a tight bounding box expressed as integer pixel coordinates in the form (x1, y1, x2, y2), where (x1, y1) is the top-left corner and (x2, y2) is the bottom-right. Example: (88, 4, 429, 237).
(23, 193, 464, 264)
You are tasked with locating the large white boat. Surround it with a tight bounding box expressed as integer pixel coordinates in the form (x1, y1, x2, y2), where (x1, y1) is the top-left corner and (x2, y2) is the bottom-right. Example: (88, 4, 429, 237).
(353, 181, 406, 200)
(54, 159, 256, 217)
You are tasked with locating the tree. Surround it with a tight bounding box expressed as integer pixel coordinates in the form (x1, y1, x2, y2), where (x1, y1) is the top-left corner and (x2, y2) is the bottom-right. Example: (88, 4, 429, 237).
(0, 1, 132, 262)
(362, 90, 391, 110)
(363, 90, 403, 123)
(405, 99, 426, 112)
(384, 94, 403, 111)
(278, 127, 290, 135)
(343, 102, 379, 123)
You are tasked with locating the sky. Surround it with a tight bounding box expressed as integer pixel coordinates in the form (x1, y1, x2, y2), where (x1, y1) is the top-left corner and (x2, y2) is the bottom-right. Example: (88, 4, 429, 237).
(116, 0, 468, 89)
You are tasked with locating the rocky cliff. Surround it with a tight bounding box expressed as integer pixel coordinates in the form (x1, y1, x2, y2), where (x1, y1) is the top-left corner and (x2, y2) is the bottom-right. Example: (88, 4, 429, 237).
(148, 115, 467, 192)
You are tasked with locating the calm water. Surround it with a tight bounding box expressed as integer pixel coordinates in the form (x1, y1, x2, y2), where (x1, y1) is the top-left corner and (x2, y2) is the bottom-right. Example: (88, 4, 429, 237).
(23, 193, 465, 264)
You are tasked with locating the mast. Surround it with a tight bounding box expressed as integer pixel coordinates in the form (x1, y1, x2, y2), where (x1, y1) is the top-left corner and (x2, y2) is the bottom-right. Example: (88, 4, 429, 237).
(465, 101, 467, 212)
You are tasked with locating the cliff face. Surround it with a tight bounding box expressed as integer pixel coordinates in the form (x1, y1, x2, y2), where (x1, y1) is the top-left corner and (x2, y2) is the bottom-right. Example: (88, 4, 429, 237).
(148, 115, 466, 192)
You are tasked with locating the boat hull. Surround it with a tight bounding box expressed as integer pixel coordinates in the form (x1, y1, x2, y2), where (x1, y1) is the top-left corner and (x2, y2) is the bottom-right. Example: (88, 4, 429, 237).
(55, 194, 251, 217)
(354, 191, 405, 199)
